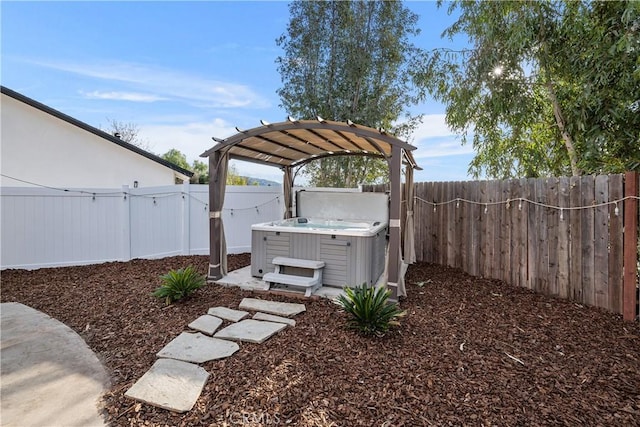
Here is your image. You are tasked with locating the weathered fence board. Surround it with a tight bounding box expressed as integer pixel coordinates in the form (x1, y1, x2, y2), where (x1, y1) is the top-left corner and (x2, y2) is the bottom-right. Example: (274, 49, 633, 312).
(609, 174, 624, 314)
(569, 176, 583, 302)
(557, 177, 571, 299)
(594, 175, 609, 309)
(581, 176, 596, 307)
(623, 171, 639, 320)
(366, 172, 638, 318)
(547, 177, 559, 296)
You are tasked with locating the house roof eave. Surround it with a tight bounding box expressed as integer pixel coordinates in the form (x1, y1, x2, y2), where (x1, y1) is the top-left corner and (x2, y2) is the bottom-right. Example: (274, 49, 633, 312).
(1, 86, 194, 178)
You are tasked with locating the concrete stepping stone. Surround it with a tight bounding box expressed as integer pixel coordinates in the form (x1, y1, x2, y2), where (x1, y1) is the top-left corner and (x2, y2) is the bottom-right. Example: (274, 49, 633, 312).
(188, 315, 223, 335)
(125, 358, 209, 413)
(239, 298, 306, 318)
(214, 319, 287, 344)
(157, 332, 239, 363)
(253, 312, 296, 327)
(207, 306, 249, 322)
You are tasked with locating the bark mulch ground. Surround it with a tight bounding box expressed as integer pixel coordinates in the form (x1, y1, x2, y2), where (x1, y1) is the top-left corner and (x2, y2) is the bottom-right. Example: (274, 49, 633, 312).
(2, 255, 639, 426)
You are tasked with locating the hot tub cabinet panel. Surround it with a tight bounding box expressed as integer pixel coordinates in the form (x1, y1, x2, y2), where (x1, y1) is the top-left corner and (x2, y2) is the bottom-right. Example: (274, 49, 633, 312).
(251, 231, 290, 277)
(251, 227, 387, 288)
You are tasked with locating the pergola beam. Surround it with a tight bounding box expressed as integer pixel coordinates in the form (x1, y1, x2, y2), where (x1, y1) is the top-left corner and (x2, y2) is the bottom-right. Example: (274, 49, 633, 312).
(201, 120, 416, 158)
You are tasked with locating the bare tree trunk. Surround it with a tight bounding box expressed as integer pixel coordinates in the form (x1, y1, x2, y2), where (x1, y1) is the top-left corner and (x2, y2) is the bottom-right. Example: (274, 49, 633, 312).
(546, 80, 581, 176)
(537, 10, 581, 176)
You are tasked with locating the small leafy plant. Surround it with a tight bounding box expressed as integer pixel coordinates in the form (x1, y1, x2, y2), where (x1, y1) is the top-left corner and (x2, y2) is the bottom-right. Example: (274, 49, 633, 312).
(336, 284, 406, 336)
(152, 266, 205, 305)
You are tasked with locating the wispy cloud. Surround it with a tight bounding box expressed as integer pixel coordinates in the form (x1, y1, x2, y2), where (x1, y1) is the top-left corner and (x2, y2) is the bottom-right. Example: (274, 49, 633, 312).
(414, 138, 475, 158)
(29, 59, 270, 109)
(81, 90, 167, 102)
(411, 114, 475, 158)
(140, 118, 236, 163)
(412, 114, 454, 139)
(139, 118, 288, 183)
(414, 156, 474, 183)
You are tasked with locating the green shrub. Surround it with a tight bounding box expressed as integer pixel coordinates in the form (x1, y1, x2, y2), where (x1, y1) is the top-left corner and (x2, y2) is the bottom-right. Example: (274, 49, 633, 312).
(336, 284, 406, 336)
(152, 266, 205, 305)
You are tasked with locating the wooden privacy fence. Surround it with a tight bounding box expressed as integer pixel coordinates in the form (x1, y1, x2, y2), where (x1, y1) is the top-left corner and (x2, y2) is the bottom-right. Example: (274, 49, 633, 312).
(365, 172, 639, 320)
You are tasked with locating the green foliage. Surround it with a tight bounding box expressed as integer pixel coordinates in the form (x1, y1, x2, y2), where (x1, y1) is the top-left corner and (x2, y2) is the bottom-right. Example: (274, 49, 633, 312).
(415, 0, 640, 178)
(336, 284, 406, 336)
(303, 156, 389, 188)
(226, 164, 248, 185)
(161, 150, 220, 184)
(191, 160, 209, 184)
(276, 0, 424, 187)
(152, 266, 205, 305)
(161, 148, 190, 170)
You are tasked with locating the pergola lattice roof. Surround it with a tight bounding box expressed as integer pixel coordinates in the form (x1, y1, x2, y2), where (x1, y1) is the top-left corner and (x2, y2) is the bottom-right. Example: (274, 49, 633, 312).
(201, 118, 420, 170)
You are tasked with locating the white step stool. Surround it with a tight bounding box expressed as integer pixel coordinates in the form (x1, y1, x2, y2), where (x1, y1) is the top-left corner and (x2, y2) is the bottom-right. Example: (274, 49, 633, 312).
(262, 257, 325, 297)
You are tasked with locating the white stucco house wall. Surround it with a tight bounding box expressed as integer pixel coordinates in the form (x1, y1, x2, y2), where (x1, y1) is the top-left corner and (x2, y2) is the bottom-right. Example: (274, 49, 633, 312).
(0, 86, 192, 188)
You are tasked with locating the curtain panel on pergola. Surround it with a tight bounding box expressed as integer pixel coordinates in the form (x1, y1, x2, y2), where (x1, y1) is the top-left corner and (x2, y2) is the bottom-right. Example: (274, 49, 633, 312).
(201, 118, 420, 300)
(404, 165, 416, 264)
(208, 150, 228, 279)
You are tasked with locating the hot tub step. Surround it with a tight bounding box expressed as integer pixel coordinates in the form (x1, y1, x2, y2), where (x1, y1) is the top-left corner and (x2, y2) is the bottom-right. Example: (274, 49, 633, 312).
(272, 257, 325, 270)
(263, 257, 325, 297)
(263, 273, 322, 297)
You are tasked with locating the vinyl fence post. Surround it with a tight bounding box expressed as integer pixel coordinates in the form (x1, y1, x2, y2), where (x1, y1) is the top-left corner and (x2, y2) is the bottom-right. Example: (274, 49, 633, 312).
(121, 185, 131, 261)
(182, 181, 191, 255)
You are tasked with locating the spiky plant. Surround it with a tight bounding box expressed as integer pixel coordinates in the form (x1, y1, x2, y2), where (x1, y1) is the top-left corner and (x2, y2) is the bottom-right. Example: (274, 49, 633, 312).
(152, 266, 205, 305)
(336, 284, 406, 336)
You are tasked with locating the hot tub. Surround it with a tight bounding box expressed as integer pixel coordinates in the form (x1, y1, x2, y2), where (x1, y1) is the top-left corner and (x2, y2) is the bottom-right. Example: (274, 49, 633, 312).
(251, 217, 387, 288)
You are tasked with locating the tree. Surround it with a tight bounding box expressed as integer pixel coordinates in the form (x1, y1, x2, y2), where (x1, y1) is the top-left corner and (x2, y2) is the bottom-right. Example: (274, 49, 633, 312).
(103, 118, 151, 151)
(276, 0, 424, 187)
(559, 1, 640, 173)
(415, 0, 640, 178)
(161, 149, 190, 170)
(160, 150, 249, 185)
(226, 164, 248, 185)
(191, 159, 209, 184)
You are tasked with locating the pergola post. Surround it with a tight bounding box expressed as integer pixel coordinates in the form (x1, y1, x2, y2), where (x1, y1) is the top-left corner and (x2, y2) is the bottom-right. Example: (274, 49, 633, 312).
(387, 144, 402, 301)
(283, 166, 293, 219)
(208, 151, 228, 280)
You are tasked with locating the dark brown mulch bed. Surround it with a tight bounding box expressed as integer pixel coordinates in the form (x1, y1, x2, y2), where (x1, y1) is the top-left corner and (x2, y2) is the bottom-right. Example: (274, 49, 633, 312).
(2, 255, 639, 426)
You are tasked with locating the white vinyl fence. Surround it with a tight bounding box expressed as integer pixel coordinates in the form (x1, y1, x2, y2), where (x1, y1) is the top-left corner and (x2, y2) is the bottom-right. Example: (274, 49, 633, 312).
(0, 184, 284, 270)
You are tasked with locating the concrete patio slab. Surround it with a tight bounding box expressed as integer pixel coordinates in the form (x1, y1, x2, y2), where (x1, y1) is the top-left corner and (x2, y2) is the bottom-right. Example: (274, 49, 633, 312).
(214, 266, 267, 291)
(207, 306, 249, 322)
(156, 332, 239, 363)
(125, 358, 209, 413)
(0, 302, 109, 427)
(188, 315, 223, 336)
(214, 319, 287, 344)
(313, 285, 348, 300)
(253, 312, 296, 327)
(239, 298, 306, 317)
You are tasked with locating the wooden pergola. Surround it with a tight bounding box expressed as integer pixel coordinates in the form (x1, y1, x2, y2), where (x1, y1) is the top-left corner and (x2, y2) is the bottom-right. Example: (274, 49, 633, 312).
(200, 117, 419, 299)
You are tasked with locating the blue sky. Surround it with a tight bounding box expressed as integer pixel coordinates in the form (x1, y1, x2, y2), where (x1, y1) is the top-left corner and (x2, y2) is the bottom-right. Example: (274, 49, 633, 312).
(2, 1, 474, 185)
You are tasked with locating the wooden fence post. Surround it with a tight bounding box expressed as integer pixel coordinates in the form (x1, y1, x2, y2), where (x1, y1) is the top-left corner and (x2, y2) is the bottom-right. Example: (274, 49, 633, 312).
(623, 171, 639, 321)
